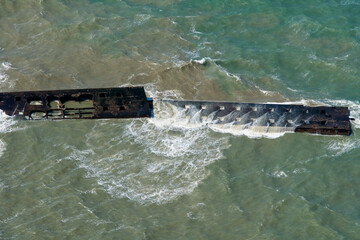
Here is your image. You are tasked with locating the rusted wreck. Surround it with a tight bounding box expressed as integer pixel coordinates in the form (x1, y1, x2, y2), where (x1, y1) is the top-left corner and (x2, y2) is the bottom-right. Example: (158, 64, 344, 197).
(0, 87, 153, 120)
(0, 87, 353, 136)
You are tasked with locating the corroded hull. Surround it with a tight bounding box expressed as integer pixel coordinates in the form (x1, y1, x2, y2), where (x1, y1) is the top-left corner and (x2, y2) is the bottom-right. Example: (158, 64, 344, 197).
(0, 87, 153, 120)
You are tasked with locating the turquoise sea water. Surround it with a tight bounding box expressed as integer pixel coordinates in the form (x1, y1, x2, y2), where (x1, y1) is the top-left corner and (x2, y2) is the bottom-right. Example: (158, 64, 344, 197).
(1, 0, 360, 239)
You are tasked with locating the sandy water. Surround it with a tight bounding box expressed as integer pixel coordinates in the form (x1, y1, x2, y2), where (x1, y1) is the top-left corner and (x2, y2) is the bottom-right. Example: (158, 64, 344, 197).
(1, 0, 360, 239)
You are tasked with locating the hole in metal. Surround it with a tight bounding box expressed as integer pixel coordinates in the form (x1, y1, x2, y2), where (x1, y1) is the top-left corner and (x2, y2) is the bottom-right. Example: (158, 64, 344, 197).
(30, 111, 46, 120)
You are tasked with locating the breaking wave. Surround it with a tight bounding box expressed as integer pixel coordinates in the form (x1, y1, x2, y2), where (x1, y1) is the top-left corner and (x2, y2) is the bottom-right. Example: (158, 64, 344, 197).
(2, 81, 357, 205)
(327, 137, 360, 157)
(66, 87, 229, 205)
(71, 118, 228, 205)
(0, 110, 19, 133)
(76, 85, 360, 204)
(0, 109, 21, 159)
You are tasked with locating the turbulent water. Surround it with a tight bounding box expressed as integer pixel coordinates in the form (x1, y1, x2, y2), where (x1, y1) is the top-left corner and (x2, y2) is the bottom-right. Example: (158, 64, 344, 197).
(1, 0, 360, 239)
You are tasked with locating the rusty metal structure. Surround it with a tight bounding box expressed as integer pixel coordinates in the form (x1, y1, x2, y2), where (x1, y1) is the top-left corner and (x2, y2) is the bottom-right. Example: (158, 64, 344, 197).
(0, 87, 353, 136)
(0, 87, 153, 120)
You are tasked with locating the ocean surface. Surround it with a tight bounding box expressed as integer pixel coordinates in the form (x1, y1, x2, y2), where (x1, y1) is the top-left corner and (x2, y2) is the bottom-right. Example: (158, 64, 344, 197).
(1, 0, 360, 239)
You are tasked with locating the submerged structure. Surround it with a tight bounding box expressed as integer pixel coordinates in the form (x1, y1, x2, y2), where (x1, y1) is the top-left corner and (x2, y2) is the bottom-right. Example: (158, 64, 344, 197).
(163, 100, 352, 136)
(0, 87, 353, 136)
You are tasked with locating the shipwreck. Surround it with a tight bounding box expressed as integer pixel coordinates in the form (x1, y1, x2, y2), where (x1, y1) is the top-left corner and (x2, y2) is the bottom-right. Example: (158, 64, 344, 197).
(0, 86, 353, 136)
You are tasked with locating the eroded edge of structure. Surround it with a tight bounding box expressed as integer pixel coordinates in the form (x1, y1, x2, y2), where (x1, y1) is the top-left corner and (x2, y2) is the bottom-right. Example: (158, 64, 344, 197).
(0, 87, 153, 120)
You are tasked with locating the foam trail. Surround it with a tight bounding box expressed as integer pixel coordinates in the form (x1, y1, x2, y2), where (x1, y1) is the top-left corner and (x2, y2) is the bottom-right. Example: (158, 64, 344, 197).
(327, 138, 360, 157)
(0, 139, 5, 158)
(70, 86, 229, 205)
(74, 117, 229, 205)
(0, 62, 14, 88)
(0, 110, 18, 133)
(0, 109, 22, 159)
(51, 85, 360, 204)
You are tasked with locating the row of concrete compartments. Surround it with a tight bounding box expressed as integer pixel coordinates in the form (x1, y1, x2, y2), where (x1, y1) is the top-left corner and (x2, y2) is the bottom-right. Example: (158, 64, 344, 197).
(27, 109, 96, 119)
(0, 93, 133, 112)
(183, 104, 315, 114)
(183, 114, 298, 124)
(8, 93, 132, 111)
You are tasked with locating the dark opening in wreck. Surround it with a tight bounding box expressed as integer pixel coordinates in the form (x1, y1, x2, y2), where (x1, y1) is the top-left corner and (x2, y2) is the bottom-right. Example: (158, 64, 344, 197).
(0, 87, 154, 120)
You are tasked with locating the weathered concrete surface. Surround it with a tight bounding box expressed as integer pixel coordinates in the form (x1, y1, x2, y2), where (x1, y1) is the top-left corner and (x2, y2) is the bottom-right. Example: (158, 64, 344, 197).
(163, 100, 352, 136)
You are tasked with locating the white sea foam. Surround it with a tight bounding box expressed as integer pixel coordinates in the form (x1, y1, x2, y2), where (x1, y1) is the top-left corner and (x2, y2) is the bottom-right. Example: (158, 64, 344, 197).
(0, 62, 10, 83)
(1, 62, 11, 71)
(327, 138, 359, 157)
(262, 168, 289, 178)
(0, 139, 5, 158)
(0, 109, 20, 159)
(216, 63, 242, 81)
(0, 110, 18, 133)
(208, 124, 292, 139)
(74, 84, 360, 204)
(191, 57, 242, 81)
(0, 62, 14, 88)
(192, 58, 207, 65)
(74, 118, 228, 205)
(253, 86, 278, 96)
(340, 0, 360, 5)
(69, 87, 228, 205)
(287, 87, 301, 92)
(190, 23, 202, 35)
(265, 99, 324, 106)
(273, 170, 288, 178)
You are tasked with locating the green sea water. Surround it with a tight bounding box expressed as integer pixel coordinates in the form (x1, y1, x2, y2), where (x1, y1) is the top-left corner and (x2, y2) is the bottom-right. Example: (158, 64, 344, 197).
(1, 0, 360, 239)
